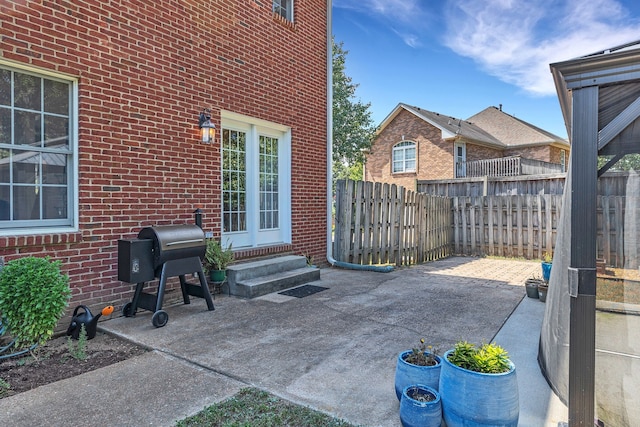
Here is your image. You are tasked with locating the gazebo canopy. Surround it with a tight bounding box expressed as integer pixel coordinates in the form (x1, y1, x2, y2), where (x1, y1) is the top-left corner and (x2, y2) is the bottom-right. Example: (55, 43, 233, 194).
(544, 40, 640, 426)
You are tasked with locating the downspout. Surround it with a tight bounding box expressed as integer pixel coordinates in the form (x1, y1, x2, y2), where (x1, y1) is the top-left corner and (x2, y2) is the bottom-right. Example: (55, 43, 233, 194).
(325, 2, 392, 273)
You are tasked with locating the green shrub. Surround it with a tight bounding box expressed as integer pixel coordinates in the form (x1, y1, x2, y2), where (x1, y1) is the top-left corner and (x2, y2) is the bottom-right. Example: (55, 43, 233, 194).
(0, 256, 71, 349)
(447, 341, 512, 374)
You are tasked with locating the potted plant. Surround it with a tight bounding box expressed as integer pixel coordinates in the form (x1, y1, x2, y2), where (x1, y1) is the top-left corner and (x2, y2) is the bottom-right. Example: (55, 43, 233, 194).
(394, 339, 441, 400)
(399, 384, 442, 427)
(537, 280, 549, 302)
(439, 341, 518, 427)
(203, 239, 234, 282)
(0, 256, 71, 354)
(525, 275, 544, 299)
(541, 251, 553, 282)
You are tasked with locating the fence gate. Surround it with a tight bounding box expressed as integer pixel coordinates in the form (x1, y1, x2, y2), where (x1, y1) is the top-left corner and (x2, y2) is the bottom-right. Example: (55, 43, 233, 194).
(333, 180, 451, 266)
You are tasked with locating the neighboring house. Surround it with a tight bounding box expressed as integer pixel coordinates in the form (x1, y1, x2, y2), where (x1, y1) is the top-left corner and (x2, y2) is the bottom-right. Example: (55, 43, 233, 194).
(364, 103, 570, 189)
(0, 1, 327, 310)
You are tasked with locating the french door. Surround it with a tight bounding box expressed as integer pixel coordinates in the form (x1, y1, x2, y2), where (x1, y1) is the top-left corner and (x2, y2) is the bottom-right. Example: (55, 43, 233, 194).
(220, 113, 291, 249)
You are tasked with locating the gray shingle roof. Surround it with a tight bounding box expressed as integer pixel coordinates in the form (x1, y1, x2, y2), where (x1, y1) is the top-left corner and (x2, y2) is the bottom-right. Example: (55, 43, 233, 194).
(467, 106, 569, 147)
(378, 103, 569, 149)
(399, 103, 503, 147)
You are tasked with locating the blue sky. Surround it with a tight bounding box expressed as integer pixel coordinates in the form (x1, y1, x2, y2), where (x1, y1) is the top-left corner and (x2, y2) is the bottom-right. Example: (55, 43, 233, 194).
(332, 0, 640, 139)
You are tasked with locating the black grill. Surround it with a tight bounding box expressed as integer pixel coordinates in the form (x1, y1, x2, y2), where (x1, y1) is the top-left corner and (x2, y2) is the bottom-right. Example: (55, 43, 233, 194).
(138, 225, 206, 269)
(118, 224, 214, 328)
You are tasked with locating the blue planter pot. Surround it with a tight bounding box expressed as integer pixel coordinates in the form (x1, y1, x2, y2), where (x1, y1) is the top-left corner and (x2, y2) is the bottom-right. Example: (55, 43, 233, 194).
(399, 384, 442, 427)
(541, 262, 552, 282)
(440, 349, 519, 427)
(395, 350, 442, 400)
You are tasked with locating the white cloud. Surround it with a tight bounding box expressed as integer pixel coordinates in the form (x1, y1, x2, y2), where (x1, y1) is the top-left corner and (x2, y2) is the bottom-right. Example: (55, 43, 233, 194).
(442, 0, 640, 96)
(334, 0, 425, 23)
(333, 0, 430, 47)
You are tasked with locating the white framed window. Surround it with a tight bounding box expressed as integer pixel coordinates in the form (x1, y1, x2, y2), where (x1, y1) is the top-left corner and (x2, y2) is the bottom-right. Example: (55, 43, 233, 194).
(560, 149, 566, 172)
(0, 61, 77, 233)
(392, 141, 416, 173)
(273, 0, 293, 21)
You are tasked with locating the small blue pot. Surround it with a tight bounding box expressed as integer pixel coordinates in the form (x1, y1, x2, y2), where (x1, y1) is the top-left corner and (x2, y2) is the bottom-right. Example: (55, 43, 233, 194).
(394, 350, 442, 400)
(399, 384, 442, 427)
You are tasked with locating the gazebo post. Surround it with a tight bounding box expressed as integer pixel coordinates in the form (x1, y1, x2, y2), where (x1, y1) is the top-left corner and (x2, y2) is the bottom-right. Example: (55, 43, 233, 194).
(567, 86, 598, 426)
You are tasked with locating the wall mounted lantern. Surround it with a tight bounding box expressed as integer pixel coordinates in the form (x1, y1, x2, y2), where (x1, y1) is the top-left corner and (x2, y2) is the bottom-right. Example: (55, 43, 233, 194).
(198, 108, 216, 143)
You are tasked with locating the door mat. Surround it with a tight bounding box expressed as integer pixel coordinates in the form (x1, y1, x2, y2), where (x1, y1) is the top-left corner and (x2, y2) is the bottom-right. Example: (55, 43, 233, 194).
(279, 285, 329, 298)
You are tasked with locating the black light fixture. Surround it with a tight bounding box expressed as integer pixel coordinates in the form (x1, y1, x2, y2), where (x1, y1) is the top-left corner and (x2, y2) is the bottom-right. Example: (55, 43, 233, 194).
(198, 108, 216, 143)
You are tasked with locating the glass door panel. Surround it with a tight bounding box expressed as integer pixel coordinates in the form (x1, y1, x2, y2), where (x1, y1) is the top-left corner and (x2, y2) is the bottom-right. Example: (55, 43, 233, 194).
(222, 128, 250, 246)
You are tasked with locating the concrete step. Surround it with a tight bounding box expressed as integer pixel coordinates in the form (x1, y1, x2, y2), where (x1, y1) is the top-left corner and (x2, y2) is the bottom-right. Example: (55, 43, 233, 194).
(229, 266, 321, 299)
(226, 255, 308, 283)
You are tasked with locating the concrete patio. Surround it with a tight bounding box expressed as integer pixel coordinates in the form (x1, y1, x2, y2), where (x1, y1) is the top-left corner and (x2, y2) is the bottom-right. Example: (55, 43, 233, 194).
(0, 256, 568, 426)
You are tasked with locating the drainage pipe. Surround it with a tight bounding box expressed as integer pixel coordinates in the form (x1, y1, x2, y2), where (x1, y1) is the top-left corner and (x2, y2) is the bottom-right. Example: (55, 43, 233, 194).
(324, 3, 393, 274)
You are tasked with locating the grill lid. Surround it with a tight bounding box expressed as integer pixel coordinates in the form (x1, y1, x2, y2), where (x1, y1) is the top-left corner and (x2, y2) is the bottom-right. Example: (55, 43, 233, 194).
(138, 224, 206, 268)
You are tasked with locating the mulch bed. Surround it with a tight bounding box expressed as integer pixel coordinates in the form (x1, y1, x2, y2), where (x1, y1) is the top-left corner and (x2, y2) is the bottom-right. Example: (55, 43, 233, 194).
(0, 331, 148, 399)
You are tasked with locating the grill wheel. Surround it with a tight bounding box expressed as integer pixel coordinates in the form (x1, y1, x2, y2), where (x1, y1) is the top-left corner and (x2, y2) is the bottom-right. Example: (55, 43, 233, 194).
(152, 310, 169, 328)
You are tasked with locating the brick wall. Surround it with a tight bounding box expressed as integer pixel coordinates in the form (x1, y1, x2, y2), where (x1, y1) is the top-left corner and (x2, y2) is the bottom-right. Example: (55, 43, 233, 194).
(0, 1, 327, 312)
(466, 144, 502, 163)
(505, 146, 551, 162)
(549, 146, 568, 166)
(504, 145, 569, 170)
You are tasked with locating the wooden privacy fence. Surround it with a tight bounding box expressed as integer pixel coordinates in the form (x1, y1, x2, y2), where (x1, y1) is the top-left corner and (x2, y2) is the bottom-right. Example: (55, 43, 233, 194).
(597, 196, 636, 269)
(335, 180, 633, 268)
(417, 173, 567, 197)
(334, 180, 451, 266)
(450, 195, 630, 267)
(451, 195, 562, 260)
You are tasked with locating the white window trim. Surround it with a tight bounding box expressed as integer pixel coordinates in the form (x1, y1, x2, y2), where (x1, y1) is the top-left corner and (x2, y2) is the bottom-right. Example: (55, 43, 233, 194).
(392, 140, 416, 173)
(0, 59, 79, 236)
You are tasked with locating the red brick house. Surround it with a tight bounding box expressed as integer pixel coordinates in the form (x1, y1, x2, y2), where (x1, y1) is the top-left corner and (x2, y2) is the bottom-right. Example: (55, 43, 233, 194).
(364, 103, 570, 189)
(0, 1, 328, 311)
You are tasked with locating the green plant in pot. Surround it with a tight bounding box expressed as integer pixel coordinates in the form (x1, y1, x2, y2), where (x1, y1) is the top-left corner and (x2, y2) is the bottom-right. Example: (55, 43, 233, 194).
(203, 239, 234, 282)
(395, 339, 441, 400)
(0, 256, 71, 352)
(440, 341, 518, 427)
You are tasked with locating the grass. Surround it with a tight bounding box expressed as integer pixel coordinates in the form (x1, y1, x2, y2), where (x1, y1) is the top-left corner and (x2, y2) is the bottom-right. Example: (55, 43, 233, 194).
(597, 278, 640, 304)
(176, 388, 358, 427)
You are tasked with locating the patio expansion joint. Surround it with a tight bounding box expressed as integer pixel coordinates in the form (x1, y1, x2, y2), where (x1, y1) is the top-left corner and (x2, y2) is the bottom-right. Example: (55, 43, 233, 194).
(150, 347, 254, 389)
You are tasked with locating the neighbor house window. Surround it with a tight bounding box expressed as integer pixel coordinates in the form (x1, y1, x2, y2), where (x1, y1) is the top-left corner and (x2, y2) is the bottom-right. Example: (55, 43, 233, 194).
(561, 150, 566, 172)
(273, 0, 293, 21)
(392, 141, 416, 173)
(0, 62, 76, 232)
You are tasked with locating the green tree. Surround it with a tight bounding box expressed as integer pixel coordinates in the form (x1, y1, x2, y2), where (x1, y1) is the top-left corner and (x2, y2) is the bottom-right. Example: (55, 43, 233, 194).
(598, 154, 640, 171)
(332, 39, 376, 183)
